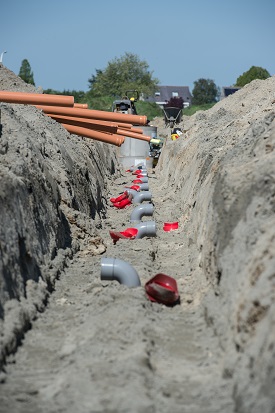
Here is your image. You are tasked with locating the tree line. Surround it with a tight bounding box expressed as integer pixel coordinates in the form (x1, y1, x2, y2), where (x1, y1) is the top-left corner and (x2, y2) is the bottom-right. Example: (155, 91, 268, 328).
(18, 54, 271, 108)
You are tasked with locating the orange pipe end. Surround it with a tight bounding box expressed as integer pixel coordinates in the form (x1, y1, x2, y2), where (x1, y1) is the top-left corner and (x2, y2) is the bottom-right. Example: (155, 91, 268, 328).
(0, 90, 74, 107)
(74, 103, 88, 108)
(62, 123, 123, 146)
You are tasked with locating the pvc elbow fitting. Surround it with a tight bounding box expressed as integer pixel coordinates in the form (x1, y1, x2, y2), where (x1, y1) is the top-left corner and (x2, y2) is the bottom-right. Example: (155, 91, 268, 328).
(136, 172, 147, 177)
(132, 191, 152, 204)
(133, 176, 148, 183)
(130, 203, 154, 222)
(135, 221, 156, 239)
(101, 257, 141, 288)
(138, 183, 149, 191)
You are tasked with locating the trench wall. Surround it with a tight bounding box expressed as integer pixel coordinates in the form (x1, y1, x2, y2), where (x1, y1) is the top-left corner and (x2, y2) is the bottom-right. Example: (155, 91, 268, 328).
(156, 77, 275, 412)
(0, 66, 120, 366)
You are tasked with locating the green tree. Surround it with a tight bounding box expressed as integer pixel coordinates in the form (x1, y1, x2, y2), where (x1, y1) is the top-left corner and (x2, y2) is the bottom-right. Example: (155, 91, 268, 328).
(235, 66, 270, 87)
(43, 88, 86, 103)
(18, 59, 35, 85)
(192, 78, 218, 105)
(88, 52, 159, 98)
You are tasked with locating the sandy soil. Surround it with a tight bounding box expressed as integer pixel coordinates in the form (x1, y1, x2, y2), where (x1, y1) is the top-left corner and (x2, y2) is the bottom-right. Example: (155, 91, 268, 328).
(0, 64, 274, 413)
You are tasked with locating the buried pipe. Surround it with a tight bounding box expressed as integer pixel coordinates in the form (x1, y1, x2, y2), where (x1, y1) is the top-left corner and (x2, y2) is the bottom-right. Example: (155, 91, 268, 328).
(135, 220, 156, 239)
(130, 203, 154, 223)
(125, 183, 149, 191)
(135, 183, 149, 191)
(36, 105, 147, 125)
(101, 257, 141, 288)
(132, 191, 152, 204)
(133, 171, 148, 177)
(0, 90, 74, 107)
(133, 177, 149, 184)
(62, 123, 124, 146)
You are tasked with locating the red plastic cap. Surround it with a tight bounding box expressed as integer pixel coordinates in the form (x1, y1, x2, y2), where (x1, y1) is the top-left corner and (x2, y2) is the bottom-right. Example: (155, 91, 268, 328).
(124, 185, 140, 191)
(112, 198, 132, 209)
(109, 227, 138, 244)
(145, 273, 180, 305)
(163, 222, 179, 231)
(110, 191, 128, 204)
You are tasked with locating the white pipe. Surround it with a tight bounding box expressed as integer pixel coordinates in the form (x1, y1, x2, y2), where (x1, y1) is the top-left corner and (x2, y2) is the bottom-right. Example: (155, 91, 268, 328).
(101, 257, 141, 287)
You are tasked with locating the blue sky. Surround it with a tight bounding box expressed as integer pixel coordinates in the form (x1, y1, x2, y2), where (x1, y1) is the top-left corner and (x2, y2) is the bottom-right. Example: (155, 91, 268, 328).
(1, 0, 274, 93)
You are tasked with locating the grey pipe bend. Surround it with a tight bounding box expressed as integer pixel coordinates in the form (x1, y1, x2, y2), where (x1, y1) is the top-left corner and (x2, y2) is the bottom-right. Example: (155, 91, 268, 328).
(130, 203, 154, 222)
(138, 183, 149, 191)
(135, 220, 156, 239)
(136, 172, 147, 177)
(134, 176, 148, 183)
(101, 257, 141, 288)
(133, 191, 152, 204)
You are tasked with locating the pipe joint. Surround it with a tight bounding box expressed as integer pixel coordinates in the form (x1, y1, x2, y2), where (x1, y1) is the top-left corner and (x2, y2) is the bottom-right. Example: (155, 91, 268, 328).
(101, 257, 141, 288)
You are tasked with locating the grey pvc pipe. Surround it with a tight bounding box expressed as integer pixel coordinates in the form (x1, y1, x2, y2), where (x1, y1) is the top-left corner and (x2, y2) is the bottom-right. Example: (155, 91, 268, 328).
(133, 191, 152, 204)
(130, 203, 154, 222)
(135, 176, 148, 183)
(125, 189, 137, 198)
(101, 257, 141, 288)
(135, 220, 156, 239)
(138, 183, 149, 191)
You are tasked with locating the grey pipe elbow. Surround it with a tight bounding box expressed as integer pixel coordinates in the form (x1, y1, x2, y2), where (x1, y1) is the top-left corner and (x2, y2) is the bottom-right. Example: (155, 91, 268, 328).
(135, 221, 156, 239)
(134, 176, 148, 183)
(101, 257, 141, 288)
(138, 183, 149, 191)
(130, 203, 154, 222)
(133, 191, 152, 204)
(136, 171, 147, 177)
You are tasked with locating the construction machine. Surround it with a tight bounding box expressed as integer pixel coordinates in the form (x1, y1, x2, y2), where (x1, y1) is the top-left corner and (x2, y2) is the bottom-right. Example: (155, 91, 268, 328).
(112, 90, 163, 167)
(112, 90, 139, 115)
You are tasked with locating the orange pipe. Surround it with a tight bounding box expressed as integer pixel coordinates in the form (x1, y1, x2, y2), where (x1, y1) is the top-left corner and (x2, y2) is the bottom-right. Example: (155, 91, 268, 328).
(47, 113, 134, 130)
(74, 103, 88, 108)
(62, 123, 123, 146)
(130, 127, 143, 134)
(36, 105, 147, 125)
(119, 125, 143, 134)
(46, 114, 118, 134)
(0, 90, 74, 107)
(117, 128, 151, 142)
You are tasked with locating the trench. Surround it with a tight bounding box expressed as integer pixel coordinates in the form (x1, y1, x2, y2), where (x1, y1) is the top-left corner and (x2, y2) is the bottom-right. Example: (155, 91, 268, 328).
(0, 166, 234, 413)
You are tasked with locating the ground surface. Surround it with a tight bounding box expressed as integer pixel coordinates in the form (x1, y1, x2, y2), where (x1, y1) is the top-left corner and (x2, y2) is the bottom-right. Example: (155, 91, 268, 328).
(0, 65, 274, 412)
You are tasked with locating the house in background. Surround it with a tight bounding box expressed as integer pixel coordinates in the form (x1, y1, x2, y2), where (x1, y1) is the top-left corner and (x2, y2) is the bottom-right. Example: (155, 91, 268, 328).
(220, 86, 241, 99)
(143, 85, 192, 108)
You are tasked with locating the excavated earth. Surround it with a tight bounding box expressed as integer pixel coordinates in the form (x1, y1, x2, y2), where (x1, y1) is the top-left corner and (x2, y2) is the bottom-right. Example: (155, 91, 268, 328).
(0, 64, 274, 413)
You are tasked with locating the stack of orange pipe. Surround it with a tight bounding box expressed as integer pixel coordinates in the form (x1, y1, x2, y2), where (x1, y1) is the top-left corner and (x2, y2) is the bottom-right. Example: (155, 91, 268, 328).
(0, 91, 149, 146)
